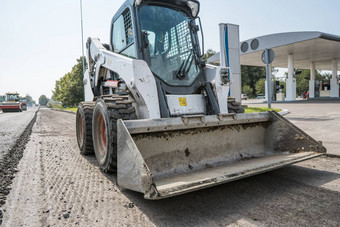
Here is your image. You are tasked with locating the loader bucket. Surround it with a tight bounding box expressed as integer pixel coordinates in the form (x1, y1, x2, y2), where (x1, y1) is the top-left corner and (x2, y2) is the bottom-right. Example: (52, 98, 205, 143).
(117, 111, 326, 199)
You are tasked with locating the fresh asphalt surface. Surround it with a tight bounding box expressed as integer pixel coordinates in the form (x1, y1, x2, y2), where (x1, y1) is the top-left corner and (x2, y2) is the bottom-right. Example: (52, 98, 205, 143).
(0, 107, 38, 160)
(0, 103, 339, 226)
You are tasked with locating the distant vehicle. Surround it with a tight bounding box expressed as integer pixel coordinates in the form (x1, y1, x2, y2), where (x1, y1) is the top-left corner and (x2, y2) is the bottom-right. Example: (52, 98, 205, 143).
(256, 94, 265, 99)
(21, 99, 27, 111)
(0, 93, 24, 112)
(241, 94, 248, 100)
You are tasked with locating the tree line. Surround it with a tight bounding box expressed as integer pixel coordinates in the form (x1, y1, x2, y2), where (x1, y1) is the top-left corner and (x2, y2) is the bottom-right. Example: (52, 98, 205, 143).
(51, 57, 85, 107)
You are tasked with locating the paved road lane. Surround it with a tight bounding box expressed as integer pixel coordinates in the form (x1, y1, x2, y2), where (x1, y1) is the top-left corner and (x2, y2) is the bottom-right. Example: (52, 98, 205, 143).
(0, 107, 39, 160)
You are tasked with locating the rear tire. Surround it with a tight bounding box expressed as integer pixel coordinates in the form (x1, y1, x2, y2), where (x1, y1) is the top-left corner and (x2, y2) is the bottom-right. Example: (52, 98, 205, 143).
(92, 95, 136, 173)
(76, 102, 95, 155)
(228, 98, 245, 114)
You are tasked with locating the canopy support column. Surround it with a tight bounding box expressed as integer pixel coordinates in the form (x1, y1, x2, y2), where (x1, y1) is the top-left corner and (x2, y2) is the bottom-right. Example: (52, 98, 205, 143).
(309, 62, 315, 98)
(330, 60, 339, 98)
(286, 54, 296, 101)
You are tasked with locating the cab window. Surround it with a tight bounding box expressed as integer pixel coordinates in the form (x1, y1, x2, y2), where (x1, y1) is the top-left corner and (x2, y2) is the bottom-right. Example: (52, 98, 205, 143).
(112, 9, 136, 58)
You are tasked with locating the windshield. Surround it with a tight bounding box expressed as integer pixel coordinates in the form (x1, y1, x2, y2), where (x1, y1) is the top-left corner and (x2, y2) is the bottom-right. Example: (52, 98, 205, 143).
(7, 94, 19, 101)
(139, 5, 200, 86)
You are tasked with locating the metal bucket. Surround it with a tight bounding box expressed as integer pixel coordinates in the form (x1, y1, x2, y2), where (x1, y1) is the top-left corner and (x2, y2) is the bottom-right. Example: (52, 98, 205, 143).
(117, 111, 326, 199)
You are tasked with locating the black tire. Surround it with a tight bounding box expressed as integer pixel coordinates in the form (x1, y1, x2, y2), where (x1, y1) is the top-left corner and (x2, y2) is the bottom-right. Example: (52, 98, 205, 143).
(76, 102, 95, 155)
(92, 95, 136, 173)
(228, 98, 245, 114)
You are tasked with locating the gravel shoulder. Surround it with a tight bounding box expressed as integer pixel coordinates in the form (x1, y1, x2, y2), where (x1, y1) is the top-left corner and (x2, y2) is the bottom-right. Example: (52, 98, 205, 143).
(2, 108, 340, 226)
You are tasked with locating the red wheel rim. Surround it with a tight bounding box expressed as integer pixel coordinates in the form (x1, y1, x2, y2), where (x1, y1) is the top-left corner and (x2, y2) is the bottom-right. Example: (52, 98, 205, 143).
(96, 113, 107, 157)
(77, 113, 84, 145)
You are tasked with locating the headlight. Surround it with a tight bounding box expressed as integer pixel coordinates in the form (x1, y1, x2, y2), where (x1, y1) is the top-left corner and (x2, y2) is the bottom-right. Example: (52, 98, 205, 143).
(220, 67, 230, 84)
(187, 1, 199, 17)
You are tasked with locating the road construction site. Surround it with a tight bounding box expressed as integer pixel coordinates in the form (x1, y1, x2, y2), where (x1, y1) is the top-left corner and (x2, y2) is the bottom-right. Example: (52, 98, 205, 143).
(0, 103, 339, 226)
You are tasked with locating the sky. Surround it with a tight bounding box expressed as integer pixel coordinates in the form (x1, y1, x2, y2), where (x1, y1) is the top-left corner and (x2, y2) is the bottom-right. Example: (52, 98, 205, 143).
(0, 0, 339, 102)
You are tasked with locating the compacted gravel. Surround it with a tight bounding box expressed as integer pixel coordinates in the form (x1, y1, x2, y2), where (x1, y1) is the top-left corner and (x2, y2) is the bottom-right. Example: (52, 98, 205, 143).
(1, 108, 340, 226)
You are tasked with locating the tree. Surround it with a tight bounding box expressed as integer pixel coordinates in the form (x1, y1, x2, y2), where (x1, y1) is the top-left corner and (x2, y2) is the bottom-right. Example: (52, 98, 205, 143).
(241, 65, 266, 97)
(295, 69, 310, 95)
(202, 49, 216, 63)
(242, 85, 253, 97)
(52, 57, 85, 107)
(39, 95, 49, 106)
(255, 78, 266, 95)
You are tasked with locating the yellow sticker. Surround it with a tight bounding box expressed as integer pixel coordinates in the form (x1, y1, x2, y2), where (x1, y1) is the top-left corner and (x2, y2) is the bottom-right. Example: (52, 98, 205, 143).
(178, 97, 187, 106)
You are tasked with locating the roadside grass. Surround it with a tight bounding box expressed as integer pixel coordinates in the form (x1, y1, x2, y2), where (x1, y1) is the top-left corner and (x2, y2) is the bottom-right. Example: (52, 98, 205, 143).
(244, 107, 282, 113)
(51, 105, 77, 112)
(57, 107, 77, 112)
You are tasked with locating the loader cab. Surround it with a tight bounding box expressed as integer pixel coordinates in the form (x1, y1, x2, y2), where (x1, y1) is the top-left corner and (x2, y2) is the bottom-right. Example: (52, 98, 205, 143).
(110, 0, 205, 93)
(6, 93, 20, 102)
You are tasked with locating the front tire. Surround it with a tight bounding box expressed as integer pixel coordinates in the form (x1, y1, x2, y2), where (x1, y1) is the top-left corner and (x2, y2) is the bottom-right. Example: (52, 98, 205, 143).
(76, 102, 95, 155)
(92, 96, 136, 173)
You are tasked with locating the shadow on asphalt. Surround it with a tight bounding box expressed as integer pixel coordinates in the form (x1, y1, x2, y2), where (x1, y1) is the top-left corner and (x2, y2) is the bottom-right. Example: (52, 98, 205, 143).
(81, 154, 118, 185)
(122, 165, 340, 226)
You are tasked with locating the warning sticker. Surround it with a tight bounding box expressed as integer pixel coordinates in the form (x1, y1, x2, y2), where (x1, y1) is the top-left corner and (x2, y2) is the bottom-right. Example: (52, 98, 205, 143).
(178, 97, 187, 106)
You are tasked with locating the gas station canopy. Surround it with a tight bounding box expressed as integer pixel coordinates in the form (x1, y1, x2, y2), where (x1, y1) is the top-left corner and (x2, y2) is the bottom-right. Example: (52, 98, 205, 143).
(240, 32, 340, 70)
(209, 31, 340, 70)
(208, 31, 340, 100)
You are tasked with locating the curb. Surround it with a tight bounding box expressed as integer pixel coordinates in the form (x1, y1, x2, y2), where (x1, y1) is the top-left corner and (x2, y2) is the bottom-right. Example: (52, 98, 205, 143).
(278, 109, 290, 116)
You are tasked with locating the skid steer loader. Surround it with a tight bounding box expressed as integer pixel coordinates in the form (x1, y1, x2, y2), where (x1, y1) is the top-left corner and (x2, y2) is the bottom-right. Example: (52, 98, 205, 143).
(76, 0, 326, 199)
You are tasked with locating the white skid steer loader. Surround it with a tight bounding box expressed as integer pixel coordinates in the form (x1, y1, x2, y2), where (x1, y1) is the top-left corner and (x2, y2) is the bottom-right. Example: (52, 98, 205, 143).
(76, 0, 326, 199)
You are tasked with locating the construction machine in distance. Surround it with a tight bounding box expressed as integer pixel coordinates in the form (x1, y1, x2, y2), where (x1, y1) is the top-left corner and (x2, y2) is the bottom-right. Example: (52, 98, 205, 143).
(76, 0, 326, 200)
(20, 99, 28, 111)
(0, 93, 24, 113)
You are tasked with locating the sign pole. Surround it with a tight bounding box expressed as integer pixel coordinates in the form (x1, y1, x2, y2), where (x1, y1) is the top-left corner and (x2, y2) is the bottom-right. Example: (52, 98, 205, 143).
(265, 49, 271, 108)
(262, 48, 274, 108)
(80, 0, 85, 77)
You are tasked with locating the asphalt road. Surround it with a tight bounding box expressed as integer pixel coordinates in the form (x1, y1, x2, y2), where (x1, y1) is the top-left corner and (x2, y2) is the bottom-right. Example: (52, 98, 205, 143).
(243, 99, 340, 156)
(0, 107, 38, 160)
(1, 108, 340, 226)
